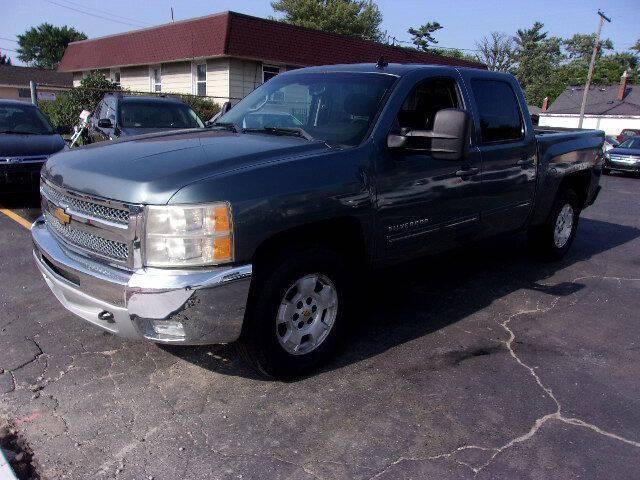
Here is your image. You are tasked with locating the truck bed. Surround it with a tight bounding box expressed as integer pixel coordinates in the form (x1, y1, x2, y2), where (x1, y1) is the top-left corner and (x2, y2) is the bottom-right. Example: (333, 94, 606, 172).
(530, 128, 605, 225)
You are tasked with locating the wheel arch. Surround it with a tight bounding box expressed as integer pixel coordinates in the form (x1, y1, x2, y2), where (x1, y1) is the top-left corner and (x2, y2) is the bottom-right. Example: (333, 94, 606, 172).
(251, 216, 369, 282)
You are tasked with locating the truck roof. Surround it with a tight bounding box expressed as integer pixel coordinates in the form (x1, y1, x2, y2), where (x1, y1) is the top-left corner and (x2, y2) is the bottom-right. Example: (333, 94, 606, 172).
(286, 62, 487, 77)
(104, 93, 187, 104)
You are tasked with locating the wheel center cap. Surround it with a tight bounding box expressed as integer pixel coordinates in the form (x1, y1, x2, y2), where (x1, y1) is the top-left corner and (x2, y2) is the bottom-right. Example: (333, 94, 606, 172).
(303, 309, 312, 317)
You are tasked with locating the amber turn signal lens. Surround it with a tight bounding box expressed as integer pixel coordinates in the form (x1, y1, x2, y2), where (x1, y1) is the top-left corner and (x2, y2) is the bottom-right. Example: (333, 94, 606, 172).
(213, 236, 233, 261)
(213, 205, 231, 232)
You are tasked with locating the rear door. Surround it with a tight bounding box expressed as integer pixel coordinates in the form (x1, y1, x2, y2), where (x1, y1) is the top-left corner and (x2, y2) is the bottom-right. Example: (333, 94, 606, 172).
(374, 73, 483, 262)
(466, 77, 537, 235)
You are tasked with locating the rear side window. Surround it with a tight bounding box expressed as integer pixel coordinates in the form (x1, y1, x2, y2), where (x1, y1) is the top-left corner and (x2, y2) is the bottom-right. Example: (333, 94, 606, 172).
(471, 79, 523, 143)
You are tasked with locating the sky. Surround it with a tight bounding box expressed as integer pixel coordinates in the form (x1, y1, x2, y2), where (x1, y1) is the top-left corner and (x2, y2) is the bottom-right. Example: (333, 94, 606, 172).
(1, 0, 638, 66)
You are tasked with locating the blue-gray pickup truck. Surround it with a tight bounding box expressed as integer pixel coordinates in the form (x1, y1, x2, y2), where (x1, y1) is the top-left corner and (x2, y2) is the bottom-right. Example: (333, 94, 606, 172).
(32, 63, 604, 376)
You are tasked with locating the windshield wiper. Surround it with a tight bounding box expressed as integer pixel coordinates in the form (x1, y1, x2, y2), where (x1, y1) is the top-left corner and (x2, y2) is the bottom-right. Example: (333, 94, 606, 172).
(210, 122, 239, 133)
(243, 126, 314, 141)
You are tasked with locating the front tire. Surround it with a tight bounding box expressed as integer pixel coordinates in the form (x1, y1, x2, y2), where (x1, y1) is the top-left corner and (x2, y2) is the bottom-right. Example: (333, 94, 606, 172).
(528, 188, 581, 260)
(239, 247, 351, 378)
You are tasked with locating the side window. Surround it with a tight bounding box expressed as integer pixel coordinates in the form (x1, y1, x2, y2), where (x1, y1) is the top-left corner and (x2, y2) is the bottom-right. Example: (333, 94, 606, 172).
(95, 101, 104, 120)
(471, 79, 523, 143)
(105, 98, 117, 120)
(396, 78, 460, 131)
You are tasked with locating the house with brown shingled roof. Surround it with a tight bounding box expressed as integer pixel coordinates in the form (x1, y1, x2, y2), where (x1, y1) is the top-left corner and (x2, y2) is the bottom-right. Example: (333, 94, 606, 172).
(58, 11, 485, 105)
(0, 64, 72, 102)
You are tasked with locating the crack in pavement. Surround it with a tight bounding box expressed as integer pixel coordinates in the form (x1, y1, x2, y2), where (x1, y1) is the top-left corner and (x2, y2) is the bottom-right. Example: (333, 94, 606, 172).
(368, 275, 640, 479)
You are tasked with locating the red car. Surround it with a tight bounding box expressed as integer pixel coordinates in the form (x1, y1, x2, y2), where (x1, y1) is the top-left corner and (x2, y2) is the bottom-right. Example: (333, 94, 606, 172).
(617, 128, 640, 143)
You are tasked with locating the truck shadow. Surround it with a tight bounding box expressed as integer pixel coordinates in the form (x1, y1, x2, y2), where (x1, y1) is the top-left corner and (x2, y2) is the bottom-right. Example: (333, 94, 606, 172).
(164, 217, 640, 380)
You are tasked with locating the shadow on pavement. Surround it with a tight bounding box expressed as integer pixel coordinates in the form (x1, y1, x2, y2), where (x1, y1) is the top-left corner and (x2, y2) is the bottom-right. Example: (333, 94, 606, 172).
(122, 217, 640, 380)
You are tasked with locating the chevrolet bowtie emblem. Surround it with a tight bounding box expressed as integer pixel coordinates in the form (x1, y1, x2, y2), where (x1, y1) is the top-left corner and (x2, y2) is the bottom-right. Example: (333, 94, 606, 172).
(54, 207, 71, 226)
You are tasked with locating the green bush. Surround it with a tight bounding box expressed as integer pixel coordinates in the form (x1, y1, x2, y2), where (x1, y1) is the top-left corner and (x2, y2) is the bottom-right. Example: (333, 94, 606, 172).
(178, 95, 221, 122)
(39, 71, 121, 128)
(39, 70, 222, 128)
(39, 92, 79, 128)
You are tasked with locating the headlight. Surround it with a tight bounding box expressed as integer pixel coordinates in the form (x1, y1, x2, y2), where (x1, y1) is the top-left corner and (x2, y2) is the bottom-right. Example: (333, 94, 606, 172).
(144, 203, 233, 267)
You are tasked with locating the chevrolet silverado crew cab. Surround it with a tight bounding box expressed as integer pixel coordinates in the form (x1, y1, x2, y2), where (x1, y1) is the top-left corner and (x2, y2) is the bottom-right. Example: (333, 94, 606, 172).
(32, 64, 604, 377)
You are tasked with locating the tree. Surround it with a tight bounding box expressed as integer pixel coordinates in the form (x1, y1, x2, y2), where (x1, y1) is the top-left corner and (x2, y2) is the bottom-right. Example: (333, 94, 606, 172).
(0, 51, 11, 65)
(17, 23, 86, 69)
(430, 48, 477, 63)
(630, 39, 640, 54)
(512, 22, 562, 106)
(563, 33, 613, 61)
(271, 0, 383, 41)
(407, 21, 442, 51)
(474, 32, 514, 72)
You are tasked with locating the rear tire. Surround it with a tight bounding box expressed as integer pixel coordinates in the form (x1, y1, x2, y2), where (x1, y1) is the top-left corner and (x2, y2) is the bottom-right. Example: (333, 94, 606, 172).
(238, 247, 352, 378)
(602, 167, 610, 175)
(528, 188, 581, 260)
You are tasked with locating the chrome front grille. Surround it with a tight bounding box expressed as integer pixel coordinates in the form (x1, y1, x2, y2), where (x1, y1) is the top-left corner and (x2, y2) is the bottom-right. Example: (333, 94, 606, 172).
(40, 179, 140, 267)
(44, 211, 129, 261)
(41, 182, 130, 225)
(609, 154, 639, 164)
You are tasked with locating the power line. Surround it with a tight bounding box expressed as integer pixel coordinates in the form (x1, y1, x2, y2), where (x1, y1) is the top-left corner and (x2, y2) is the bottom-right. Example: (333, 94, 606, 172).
(0, 46, 19, 53)
(0, 37, 18, 43)
(390, 37, 481, 53)
(42, 0, 148, 28)
(53, 0, 153, 27)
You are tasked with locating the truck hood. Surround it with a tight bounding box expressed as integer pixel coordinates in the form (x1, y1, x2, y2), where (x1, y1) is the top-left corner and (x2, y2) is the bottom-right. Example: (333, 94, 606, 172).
(1, 133, 65, 158)
(43, 129, 331, 204)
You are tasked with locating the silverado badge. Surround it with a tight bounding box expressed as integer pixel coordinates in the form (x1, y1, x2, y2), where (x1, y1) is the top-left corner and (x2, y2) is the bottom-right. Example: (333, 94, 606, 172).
(54, 207, 71, 226)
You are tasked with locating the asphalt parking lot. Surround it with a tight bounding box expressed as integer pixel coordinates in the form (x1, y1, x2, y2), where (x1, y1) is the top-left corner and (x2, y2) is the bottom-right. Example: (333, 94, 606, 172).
(1, 174, 639, 479)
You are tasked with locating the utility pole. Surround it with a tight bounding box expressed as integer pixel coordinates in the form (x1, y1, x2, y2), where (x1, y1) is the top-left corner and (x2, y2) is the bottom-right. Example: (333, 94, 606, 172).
(29, 80, 37, 105)
(578, 10, 611, 128)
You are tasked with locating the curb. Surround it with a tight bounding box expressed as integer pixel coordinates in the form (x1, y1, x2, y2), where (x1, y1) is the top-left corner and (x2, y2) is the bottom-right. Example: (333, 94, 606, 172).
(0, 448, 18, 480)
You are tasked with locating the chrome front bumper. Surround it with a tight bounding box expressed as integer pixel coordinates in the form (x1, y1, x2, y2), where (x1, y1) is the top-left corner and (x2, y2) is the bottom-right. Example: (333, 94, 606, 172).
(32, 217, 252, 344)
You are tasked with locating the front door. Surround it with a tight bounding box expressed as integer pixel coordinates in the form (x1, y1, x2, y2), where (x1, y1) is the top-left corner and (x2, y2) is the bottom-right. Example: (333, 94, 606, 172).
(374, 75, 483, 262)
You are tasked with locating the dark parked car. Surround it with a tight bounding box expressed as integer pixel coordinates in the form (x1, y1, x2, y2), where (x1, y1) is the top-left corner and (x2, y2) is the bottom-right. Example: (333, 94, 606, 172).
(0, 99, 67, 191)
(616, 128, 640, 143)
(88, 94, 204, 142)
(33, 64, 604, 377)
(604, 136, 640, 175)
(604, 135, 619, 151)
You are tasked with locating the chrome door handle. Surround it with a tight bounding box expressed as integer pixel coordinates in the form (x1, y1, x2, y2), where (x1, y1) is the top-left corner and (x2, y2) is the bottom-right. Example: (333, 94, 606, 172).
(456, 167, 479, 177)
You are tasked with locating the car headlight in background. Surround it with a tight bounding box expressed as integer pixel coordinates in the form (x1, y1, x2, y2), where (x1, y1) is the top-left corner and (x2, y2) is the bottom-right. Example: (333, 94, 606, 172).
(145, 203, 233, 267)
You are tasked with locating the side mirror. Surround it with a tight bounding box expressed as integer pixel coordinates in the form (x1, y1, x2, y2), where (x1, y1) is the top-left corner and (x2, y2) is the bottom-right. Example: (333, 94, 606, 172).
(56, 125, 72, 135)
(98, 118, 113, 128)
(221, 101, 232, 114)
(387, 108, 470, 160)
(430, 109, 470, 160)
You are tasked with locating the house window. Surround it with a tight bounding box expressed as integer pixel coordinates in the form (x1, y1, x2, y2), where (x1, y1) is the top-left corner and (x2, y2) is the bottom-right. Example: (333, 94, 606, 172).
(193, 62, 207, 96)
(150, 65, 162, 92)
(262, 65, 281, 83)
(110, 68, 121, 87)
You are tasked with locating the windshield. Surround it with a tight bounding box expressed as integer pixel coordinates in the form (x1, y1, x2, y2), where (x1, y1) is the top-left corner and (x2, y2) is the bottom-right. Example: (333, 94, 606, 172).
(618, 137, 640, 149)
(0, 104, 54, 134)
(217, 72, 397, 146)
(118, 101, 204, 129)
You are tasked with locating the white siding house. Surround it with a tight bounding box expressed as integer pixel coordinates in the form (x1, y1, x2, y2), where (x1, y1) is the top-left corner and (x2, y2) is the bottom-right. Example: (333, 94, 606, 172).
(59, 11, 484, 107)
(539, 72, 640, 135)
